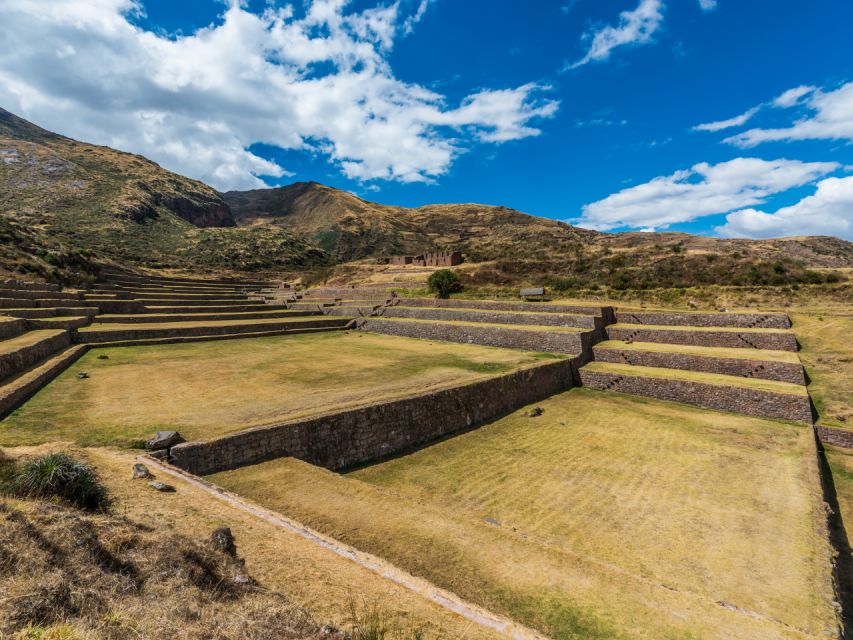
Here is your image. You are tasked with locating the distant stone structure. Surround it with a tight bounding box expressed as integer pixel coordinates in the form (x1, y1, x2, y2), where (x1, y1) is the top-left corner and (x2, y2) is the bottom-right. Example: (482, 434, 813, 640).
(389, 251, 463, 267)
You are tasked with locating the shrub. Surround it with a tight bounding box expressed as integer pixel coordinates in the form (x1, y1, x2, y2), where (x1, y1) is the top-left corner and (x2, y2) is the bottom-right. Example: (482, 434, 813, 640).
(427, 269, 461, 298)
(11, 452, 108, 510)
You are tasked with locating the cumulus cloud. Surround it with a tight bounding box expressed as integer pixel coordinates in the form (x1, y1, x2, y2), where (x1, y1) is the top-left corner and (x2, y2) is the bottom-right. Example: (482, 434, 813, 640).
(0, 0, 557, 190)
(568, 0, 664, 69)
(697, 0, 718, 11)
(725, 82, 853, 147)
(575, 157, 838, 231)
(693, 106, 759, 132)
(717, 175, 853, 240)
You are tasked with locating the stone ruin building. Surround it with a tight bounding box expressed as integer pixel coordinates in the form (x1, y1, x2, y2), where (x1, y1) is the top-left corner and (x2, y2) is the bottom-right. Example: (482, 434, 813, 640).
(389, 251, 464, 267)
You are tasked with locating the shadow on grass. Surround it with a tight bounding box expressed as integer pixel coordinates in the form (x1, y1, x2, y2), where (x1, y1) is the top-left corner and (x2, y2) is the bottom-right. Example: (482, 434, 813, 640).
(815, 432, 853, 638)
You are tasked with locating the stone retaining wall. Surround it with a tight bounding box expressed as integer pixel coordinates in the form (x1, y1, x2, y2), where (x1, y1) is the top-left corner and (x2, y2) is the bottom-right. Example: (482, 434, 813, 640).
(579, 368, 812, 423)
(817, 426, 853, 449)
(0, 318, 27, 339)
(398, 298, 614, 322)
(593, 347, 806, 384)
(0, 331, 71, 382)
(0, 279, 61, 292)
(383, 306, 602, 330)
(86, 300, 146, 314)
(606, 326, 798, 351)
(359, 317, 593, 355)
(170, 357, 578, 475)
(615, 311, 791, 329)
(91, 310, 318, 324)
(76, 318, 350, 343)
(0, 345, 88, 419)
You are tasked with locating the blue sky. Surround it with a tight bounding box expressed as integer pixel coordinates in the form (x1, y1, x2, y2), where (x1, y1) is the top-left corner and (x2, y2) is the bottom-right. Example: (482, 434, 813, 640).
(1, 0, 851, 239)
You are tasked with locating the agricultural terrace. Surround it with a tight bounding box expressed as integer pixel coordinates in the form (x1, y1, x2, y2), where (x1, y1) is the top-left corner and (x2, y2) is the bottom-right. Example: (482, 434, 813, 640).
(210, 388, 837, 640)
(0, 332, 553, 447)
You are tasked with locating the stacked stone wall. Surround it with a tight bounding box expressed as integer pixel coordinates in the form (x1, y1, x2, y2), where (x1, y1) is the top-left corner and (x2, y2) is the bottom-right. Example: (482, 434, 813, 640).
(398, 298, 613, 320)
(0, 345, 88, 418)
(606, 326, 798, 351)
(170, 357, 578, 476)
(817, 426, 853, 449)
(359, 317, 592, 355)
(615, 311, 791, 329)
(593, 347, 805, 384)
(76, 317, 349, 344)
(0, 331, 71, 382)
(381, 306, 602, 330)
(0, 318, 27, 339)
(579, 368, 812, 423)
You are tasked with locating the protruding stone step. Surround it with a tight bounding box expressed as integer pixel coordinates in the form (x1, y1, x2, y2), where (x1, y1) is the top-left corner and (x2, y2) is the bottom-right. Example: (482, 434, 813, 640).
(579, 361, 811, 423)
(76, 316, 352, 343)
(358, 316, 592, 355)
(0, 329, 71, 382)
(593, 340, 806, 384)
(614, 310, 791, 329)
(605, 323, 798, 351)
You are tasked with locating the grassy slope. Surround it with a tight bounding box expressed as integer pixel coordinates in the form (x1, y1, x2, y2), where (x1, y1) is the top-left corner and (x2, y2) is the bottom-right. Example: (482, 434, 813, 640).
(0, 332, 551, 447)
(19, 446, 498, 639)
(211, 388, 836, 640)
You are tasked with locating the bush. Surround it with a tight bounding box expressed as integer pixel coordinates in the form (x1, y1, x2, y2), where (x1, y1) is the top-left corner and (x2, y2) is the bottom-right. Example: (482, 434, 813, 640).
(427, 269, 461, 298)
(11, 452, 109, 510)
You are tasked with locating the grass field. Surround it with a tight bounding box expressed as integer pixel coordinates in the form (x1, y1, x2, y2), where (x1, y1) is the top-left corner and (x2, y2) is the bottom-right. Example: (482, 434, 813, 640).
(0, 332, 552, 447)
(210, 388, 837, 640)
(792, 311, 853, 428)
(594, 339, 802, 362)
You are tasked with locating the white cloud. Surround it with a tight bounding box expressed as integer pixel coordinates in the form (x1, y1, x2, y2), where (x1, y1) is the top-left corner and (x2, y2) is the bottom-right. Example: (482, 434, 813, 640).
(717, 175, 853, 240)
(0, 0, 556, 190)
(568, 0, 664, 69)
(773, 84, 817, 108)
(575, 157, 838, 231)
(402, 0, 435, 34)
(697, 0, 718, 11)
(693, 106, 759, 132)
(725, 82, 853, 147)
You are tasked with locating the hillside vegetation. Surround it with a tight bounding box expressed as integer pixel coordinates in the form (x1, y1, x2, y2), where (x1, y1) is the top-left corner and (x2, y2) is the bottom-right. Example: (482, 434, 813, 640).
(0, 108, 328, 280)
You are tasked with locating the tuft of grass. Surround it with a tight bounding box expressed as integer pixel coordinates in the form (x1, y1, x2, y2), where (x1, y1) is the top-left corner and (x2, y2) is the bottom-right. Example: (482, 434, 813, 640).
(347, 598, 426, 640)
(9, 452, 109, 511)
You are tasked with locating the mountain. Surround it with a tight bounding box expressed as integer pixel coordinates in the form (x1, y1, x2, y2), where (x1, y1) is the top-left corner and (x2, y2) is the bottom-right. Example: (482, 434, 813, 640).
(225, 181, 853, 289)
(2, 107, 851, 288)
(0, 108, 328, 281)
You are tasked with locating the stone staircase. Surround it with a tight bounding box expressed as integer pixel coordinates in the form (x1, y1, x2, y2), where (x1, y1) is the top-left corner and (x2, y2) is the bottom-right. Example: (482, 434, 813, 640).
(579, 309, 811, 423)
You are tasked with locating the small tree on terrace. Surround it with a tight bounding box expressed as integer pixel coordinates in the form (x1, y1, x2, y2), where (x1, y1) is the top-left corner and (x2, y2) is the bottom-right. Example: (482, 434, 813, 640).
(427, 269, 461, 299)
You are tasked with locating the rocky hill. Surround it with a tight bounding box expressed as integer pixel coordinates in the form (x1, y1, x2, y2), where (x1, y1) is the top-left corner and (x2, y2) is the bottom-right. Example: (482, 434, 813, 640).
(0, 108, 328, 281)
(225, 181, 853, 289)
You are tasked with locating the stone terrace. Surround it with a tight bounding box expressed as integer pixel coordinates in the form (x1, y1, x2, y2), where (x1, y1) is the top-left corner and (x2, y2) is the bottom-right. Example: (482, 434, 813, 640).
(580, 309, 811, 423)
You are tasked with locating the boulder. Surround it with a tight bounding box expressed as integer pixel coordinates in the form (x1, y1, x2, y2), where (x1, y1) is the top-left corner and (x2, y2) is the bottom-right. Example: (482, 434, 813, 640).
(148, 481, 175, 492)
(527, 406, 544, 417)
(211, 527, 237, 556)
(145, 431, 185, 451)
(131, 463, 151, 479)
(77, 372, 90, 379)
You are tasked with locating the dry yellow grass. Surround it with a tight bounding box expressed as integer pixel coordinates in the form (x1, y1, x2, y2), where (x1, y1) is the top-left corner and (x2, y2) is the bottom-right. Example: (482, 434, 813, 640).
(0, 332, 550, 447)
(210, 388, 837, 640)
(6, 445, 499, 639)
(594, 339, 802, 362)
(791, 311, 853, 428)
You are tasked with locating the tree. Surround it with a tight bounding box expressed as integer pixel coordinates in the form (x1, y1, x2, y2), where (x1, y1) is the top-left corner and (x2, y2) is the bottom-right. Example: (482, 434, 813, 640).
(427, 269, 461, 298)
